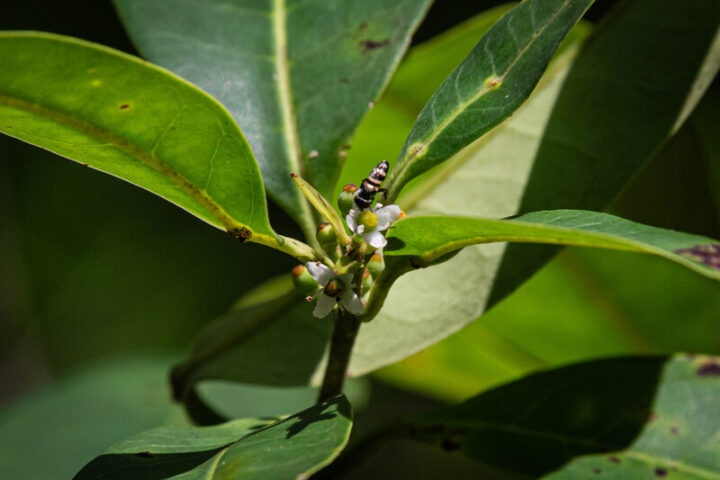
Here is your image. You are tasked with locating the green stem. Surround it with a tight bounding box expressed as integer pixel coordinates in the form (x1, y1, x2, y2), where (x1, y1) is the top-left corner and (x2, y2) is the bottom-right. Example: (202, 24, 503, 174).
(317, 309, 361, 402)
(317, 266, 366, 402)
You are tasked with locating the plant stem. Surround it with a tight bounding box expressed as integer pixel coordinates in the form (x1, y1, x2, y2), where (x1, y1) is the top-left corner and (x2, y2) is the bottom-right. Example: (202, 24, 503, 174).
(317, 308, 361, 402)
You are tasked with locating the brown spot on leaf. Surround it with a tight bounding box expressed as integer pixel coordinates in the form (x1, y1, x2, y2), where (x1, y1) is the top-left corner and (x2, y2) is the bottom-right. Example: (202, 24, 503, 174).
(593, 468, 602, 474)
(675, 243, 720, 270)
(697, 361, 720, 376)
(608, 456, 621, 464)
(340, 78, 349, 84)
(230, 226, 252, 242)
(670, 426, 678, 435)
(119, 104, 129, 110)
(359, 22, 368, 31)
(655, 467, 668, 477)
(135, 451, 152, 458)
(360, 38, 390, 53)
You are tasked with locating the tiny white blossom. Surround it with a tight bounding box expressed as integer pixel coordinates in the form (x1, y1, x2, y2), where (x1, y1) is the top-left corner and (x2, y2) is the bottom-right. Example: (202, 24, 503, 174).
(346, 203, 402, 249)
(305, 262, 364, 318)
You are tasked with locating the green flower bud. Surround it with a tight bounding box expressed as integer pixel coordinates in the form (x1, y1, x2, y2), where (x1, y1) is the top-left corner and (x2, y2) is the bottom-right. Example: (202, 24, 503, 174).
(362, 268, 372, 293)
(367, 252, 385, 277)
(338, 184, 358, 216)
(291, 264, 318, 293)
(316, 221, 337, 245)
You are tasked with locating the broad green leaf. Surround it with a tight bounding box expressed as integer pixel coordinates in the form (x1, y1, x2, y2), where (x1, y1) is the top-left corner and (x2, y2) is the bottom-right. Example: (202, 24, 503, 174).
(0, 32, 314, 258)
(402, 355, 720, 478)
(0, 356, 186, 480)
(384, 0, 594, 200)
(376, 247, 720, 402)
(113, 0, 433, 236)
(75, 395, 352, 480)
(691, 89, 720, 224)
(382, 211, 720, 279)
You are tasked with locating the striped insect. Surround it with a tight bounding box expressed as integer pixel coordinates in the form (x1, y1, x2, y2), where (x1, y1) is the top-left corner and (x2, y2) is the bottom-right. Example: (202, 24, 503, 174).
(354, 160, 389, 210)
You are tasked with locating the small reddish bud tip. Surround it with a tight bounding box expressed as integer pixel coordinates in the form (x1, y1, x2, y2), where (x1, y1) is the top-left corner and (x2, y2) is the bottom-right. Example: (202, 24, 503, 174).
(339, 151, 348, 158)
(363, 268, 371, 279)
(371, 252, 383, 262)
(290, 173, 297, 178)
(343, 183, 359, 193)
(398, 211, 407, 220)
(369, 101, 375, 109)
(292, 264, 305, 278)
(305, 296, 313, 302)
(317, 222, 330, 232)
(308, 150, 319, 158)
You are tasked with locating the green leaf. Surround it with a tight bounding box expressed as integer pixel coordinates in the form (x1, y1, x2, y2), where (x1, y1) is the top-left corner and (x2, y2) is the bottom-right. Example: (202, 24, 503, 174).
(384, 0, 594, 200)
(0, 32, 309, 256)
(113, 0, 433, 236)
(382, 211, 720, 280)
(75, 395, 352, 480)
(375, 247, 720, 401)
(402, 354, 720, 478)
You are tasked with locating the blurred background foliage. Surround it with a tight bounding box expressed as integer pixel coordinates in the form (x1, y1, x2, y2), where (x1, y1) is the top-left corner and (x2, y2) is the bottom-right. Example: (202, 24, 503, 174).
(0, 1, 718, 479)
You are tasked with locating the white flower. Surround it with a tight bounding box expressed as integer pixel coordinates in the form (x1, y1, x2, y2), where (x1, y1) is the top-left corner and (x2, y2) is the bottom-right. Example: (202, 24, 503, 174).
(305, 262, 364, 318)
(345, 203, 402, 249)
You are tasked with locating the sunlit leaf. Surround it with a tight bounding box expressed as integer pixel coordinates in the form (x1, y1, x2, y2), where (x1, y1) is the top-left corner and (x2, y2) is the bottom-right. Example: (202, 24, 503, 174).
(0, 32, 305, 256)
(383, 211, 720, 280)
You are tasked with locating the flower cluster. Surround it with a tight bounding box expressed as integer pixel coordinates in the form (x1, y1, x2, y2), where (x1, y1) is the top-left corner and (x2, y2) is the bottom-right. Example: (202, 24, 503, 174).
(293, 160, 403, 318)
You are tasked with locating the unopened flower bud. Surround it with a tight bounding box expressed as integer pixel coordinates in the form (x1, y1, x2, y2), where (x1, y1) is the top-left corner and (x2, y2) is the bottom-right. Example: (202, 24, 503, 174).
(292, 264, 318, 293)
(316, 222, 337, 250)
(362, 268, 372, 293)
(367, 252, 385, 277)
(338, 184, 358, 216)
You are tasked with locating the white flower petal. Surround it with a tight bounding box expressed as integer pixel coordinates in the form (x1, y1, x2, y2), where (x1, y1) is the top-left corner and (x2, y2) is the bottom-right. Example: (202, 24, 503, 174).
(305, 262, 334, 287)
(345, 211, 358, 232)
(340, 289, 364, 315)
(376, 204, 402, 230)
(364, 230, 387, 249)
(357, 224, 365, 234)
(313, 294, 336, 318)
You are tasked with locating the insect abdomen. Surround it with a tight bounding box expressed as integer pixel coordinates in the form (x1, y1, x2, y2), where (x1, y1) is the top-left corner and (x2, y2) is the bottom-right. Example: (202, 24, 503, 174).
(354, 160, 389, 210)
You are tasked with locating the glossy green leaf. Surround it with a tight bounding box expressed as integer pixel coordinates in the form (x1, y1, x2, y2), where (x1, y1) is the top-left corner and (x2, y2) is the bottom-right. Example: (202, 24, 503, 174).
(0, 32, 315, 257)
(114, 0, 433, 236)
(403, 355, 720, 478)
(75, 394, 352, 480)
(376, 247, 720, 402)
(384, 0, 594, 200)
(383, 211, 720, 279)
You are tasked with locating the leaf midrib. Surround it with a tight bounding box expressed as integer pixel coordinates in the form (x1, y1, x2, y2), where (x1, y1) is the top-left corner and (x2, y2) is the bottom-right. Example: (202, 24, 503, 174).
(0, 92, 246, 232)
